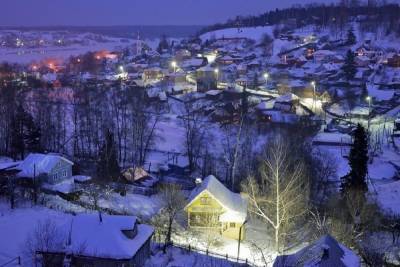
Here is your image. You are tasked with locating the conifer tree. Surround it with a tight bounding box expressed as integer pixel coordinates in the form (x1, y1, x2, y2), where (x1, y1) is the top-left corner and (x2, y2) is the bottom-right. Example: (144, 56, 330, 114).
(10, 105, 27, 159)
(346, 28, 357, 45)
(341, 124, 368, 194)
(342, 50, 357, 81)
(97, 129, 120, 182)
(24, 115, 42, 153)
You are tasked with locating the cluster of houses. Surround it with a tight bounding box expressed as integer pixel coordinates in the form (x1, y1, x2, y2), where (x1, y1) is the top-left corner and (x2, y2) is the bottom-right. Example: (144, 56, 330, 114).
(0, 153, 361, 266)
(7, 26, 398, 128)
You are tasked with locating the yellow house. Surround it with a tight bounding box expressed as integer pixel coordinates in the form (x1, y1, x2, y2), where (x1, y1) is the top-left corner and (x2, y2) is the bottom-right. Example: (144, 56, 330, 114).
(184, 175, 248, 240)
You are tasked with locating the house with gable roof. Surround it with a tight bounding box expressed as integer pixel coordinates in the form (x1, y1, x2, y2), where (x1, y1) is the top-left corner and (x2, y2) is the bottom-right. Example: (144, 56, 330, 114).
(37, 214, 154, 267)
(14, 153, 73, 184)
(184, 175, 248, 240)
(273, 235, 360, 267)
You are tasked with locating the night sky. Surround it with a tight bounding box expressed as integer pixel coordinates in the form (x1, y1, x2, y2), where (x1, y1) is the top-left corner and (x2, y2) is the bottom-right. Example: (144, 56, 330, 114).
(0, 0, 338, 26)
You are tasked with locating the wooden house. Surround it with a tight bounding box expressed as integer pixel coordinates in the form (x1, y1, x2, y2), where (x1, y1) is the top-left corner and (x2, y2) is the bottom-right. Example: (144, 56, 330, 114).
(185, 175, 248, 240)
(143, 67, 164, 82)
(37, 214, 154, 267)
(274, 235, 360, 267)
(15, 153, 73, 184)
(388, 54, 400, 68)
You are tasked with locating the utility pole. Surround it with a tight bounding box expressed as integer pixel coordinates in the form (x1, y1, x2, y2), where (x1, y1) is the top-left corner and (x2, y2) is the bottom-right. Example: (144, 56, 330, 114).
(237, 220, 248, 261)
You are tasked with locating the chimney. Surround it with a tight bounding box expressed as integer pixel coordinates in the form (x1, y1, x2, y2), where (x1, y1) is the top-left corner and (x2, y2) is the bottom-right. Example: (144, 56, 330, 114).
(322, 244, 329, 260)
(195, 177, 202, 186)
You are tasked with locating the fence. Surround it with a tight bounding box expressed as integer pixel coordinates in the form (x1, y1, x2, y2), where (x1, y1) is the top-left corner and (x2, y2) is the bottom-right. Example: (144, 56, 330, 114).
(152, 235, 257, 267)
(0, 256, 20, 267)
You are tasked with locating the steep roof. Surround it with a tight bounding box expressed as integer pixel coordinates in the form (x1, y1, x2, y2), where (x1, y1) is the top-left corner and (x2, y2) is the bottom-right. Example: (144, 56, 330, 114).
(16, 153, 73, 178)
(66, 214, 153, 259)
(273, 235, 360, 267)
(186, 175, 247, 223)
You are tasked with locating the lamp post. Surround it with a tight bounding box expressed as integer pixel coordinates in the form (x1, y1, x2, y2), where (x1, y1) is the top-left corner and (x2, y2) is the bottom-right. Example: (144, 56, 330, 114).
(214, 68, 219, 88)
(263, 73, 269, 88)
(311, 81, 316, 113)
(237, 220, 248, 262)
(366, 96, 372, 131)
(119, 65, 124, 73)
(171, 61, 177, 73)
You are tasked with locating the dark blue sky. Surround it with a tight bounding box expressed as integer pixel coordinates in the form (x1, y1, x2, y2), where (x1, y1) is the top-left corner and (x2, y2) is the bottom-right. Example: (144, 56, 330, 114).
(1, 0, 337, 26)
(1, 0, 399, 26)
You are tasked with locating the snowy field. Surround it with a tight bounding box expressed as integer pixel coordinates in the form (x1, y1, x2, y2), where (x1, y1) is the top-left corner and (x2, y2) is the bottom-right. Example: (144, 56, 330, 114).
(0, 40, 130, 64)
(0, 202, 75, 266)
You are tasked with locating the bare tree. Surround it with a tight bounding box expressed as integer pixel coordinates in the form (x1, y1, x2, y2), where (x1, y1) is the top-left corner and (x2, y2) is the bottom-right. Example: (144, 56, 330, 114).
(25, 219, 66, 267)
(242, 136, 309, 252)
(128, 87, 160, 167)
(87, 184, 101, 210)
(181, 102, 206, 173)
(157, 183, 186, 253)
(221, 115, 245, 190)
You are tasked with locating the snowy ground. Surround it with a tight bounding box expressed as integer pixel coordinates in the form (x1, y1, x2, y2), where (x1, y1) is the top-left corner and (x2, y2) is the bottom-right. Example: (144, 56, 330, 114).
(200, 26, 274, 42)
(0, 201, 75, 266)
(79, 191, 162, 220)
(147, 246, 242, 267)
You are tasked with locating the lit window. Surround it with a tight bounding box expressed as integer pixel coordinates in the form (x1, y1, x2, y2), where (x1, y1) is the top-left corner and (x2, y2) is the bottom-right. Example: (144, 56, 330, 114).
(200, 197, 210, 205)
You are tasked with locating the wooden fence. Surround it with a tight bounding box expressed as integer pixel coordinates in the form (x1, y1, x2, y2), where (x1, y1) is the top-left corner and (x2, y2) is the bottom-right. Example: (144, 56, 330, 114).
(152, 235, 258, 267)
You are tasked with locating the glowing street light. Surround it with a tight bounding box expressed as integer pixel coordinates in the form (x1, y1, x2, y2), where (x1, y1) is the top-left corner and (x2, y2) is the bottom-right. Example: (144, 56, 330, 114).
(311, 81, 316, 112)
(264, 73, 269, 87)
(171, 61, 177, 73)
(119, 65, 124, 72)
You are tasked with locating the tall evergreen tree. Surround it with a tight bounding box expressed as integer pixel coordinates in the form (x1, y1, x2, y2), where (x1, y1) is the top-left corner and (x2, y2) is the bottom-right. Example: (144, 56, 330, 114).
(341, 124, 369, 194)
(342, 50, 357, 81)
(10, 105, 27, 159)
(346, 28, 357, 45)
(97, 129, 120, 182)
(24, 115, 42, 153)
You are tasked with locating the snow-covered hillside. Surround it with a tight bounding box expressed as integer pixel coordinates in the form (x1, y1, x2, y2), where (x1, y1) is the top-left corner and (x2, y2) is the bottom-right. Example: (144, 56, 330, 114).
(200, 26, 274, 42)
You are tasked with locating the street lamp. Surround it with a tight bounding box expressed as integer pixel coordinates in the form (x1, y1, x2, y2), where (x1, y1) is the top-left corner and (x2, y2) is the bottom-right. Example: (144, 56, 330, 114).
(119, 65, 124, 72)
(171, 61, 177, 73)
(263, 73, 269, 86)
(214, 68, 219, 81)
(366, 96, 372, 131)
(311, 81, 316, 112)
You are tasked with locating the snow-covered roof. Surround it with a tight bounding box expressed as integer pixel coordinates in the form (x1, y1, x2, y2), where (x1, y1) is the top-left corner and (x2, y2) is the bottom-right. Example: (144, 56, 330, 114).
(273, 235, 360, 267)
(313, 132, 353, 146)
(275, 93, 299, 103)
(186, 175, 247, 223)
(43, 178, 76, 194)
(181, 58, 204, 68)
(67, 214, 154, 259)
(41, 73, 57, 82)
(16, 153, 73, 178)
(197, 65, 215, 72)
(314, 49, 336, 56)
(0, 161, 21, 171)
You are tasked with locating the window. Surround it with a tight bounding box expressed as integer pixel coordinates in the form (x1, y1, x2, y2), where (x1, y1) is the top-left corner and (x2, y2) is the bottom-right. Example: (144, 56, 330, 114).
(200, 197, 210, 205)
(63, 171, 67, 177)
(230, 222, 235, 228)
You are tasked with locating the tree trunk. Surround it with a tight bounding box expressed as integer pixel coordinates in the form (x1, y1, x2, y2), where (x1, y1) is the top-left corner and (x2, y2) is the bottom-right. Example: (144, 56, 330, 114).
(163, 217, 174, 253)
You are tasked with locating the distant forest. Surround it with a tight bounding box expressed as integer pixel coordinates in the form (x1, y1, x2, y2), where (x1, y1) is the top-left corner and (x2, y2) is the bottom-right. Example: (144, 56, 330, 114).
(198, 1, 400, 37)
